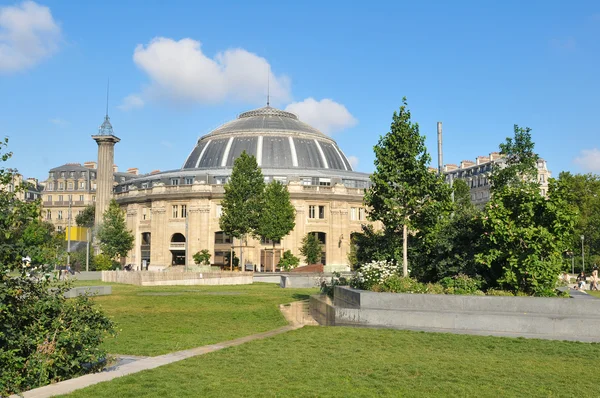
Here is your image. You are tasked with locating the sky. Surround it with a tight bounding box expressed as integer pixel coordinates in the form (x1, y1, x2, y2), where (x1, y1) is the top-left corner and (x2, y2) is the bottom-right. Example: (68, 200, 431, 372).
(1, 0, 599, 181)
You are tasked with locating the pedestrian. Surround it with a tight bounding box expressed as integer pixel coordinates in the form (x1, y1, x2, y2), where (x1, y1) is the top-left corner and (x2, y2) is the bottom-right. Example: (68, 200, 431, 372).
(592, 265, 599, 291)
(577, 271, 587, 290)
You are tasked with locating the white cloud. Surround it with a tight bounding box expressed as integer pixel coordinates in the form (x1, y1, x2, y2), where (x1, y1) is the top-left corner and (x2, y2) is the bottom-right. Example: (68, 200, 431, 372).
(285, 98, 357, 134)
(49, 117, 68, 127)
(123, 37, 291, 109)
(0, 1, 61, 73)
(118, 94, 144, 111)
(574, 148, 600, 172)
(347, 155, 359, 170)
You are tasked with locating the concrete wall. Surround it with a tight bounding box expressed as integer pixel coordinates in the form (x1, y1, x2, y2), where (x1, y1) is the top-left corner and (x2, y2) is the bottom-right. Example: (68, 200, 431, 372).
(101, 270, 253, 286)
(309, 287, 600, 342)
(63, 285, 112, 298)
(73, 271, 102, 281)
(279, 273, 353, 289)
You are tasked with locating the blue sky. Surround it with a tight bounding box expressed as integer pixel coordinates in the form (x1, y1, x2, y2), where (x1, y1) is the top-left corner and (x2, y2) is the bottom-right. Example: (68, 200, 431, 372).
(1, 0, 599, 180)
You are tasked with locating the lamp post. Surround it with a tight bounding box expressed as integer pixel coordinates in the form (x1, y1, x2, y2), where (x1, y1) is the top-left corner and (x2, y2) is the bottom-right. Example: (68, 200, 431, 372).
(581, 235, 585, 273)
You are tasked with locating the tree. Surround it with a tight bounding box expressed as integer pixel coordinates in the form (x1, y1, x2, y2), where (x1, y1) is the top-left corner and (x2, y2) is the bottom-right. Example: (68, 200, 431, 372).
(279, 250, 300, 271)
(557, 172, 600, 271)
(0, 137, 115, 395)
(476, 126, 576, 295)
(75, 205, 95, 227)
(219, 151, 265, 269)
(193, 249, 211, 266)
(364, 98, 452, 276)
(97, 199, 134, 261)
(300, 233, 322, 265)
(256, 180, 296, 272)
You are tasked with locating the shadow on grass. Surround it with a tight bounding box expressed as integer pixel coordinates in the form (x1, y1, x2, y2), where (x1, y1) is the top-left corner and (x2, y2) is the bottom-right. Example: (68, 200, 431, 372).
(291, 292, 314, 301)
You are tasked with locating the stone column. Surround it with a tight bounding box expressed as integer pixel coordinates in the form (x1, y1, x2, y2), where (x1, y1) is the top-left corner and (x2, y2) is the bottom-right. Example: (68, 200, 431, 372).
(92, 134, 120, 230)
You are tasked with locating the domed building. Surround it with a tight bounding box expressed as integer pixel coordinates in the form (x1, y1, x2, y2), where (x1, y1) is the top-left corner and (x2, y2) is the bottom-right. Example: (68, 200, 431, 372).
(115, 106, 372, 271)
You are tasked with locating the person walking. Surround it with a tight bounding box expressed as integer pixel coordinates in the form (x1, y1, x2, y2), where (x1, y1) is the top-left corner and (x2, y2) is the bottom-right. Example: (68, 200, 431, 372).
(592, 265, 599, 291)
(577, 271, 587, 290)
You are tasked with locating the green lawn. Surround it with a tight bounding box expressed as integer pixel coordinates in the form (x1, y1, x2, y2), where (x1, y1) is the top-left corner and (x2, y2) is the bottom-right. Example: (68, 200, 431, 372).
(69, 281, 317, 356)
(64, 326, 600, 398)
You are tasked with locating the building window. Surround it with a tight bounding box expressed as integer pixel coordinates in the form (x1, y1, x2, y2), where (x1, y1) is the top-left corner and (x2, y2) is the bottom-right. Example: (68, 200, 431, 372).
(540, 174, 545, 183)
(46, 210, 51, 219)
(78, 195, 83, 202)
(309, 205, 325, 219)
(216, 204, 222, 218)
(319, 205, 325, 219)
(214, 231, 232, 244)
(185, 177, 194, 185)
(61, 172, 65, 178)
(215, 176, 227, 185)
(181, 205, 187, 218)
(92, 195, 96, 202)
(91, 173, 96, 179)
(359, 208, 366, 221)
(143, 208, 147, 220)
(350, 207, 357, 221)
(58, 195, 63, 202)
(78, 210, 83, 216)
(80, 181, 85, 189)
(68, 195, 72, 202)
(47, 195, 52, 202)
(171, 178, 179, 186)
(58, 210, 63, 220)
(319, 178, 331, 186)
(301, 177, 312, 186)
(172, 205, 178, 218)
(49, 172, 54, 179)
(141, 182, 148, 189)
(59, 182, 64, 190)
(47, 182, 53, 191)
(70, 172, 74, 178)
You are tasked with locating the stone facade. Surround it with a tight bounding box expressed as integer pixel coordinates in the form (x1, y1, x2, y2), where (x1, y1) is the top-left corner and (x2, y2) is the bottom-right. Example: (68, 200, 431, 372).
(443, 153, 551, 206)
(0, 173, 43, 202)
(116, 182, 371, 272)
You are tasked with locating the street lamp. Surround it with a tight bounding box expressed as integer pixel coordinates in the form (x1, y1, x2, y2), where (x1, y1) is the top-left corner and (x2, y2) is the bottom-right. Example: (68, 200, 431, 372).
(581, 235, 585, 273)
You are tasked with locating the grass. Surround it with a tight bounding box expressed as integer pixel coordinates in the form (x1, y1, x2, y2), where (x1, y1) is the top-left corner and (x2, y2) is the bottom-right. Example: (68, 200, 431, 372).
(64, 325, 600, 398)
(65, 280, 318, 356)
(586, 290, 600, 298)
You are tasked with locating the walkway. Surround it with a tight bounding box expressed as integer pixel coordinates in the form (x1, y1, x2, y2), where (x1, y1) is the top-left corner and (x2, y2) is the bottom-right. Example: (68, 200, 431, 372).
(13, 301, 317, 398)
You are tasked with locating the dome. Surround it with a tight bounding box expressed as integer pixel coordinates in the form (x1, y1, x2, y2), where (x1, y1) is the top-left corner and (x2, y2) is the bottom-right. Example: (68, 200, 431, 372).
(182, 106, 353, 171)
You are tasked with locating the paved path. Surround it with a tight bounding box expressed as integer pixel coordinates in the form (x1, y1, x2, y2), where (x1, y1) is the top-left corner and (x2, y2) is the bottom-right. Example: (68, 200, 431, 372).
(13, 324, 302, 398)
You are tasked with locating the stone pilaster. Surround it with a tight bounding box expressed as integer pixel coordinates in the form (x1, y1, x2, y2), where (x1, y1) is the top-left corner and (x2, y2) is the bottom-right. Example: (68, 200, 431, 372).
(92, 134, 120, 230)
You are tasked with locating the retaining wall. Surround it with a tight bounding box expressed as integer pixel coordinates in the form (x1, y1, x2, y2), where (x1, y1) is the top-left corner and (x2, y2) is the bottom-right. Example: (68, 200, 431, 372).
(102, 271, 253, 286)
(310, 286, 600, 342)
(63, 285, 112, 298)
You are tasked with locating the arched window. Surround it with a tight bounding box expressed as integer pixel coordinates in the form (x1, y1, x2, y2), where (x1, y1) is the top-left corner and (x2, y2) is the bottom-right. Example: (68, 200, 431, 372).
(171, 233, 186, 243)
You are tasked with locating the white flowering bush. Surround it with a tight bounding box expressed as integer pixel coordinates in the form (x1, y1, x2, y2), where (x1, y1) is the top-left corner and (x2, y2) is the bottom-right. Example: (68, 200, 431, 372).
(351, 260, 401, 290)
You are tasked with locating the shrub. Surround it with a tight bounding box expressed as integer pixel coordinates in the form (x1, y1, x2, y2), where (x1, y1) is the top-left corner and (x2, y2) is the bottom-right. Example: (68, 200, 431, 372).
(440, 274, 482, 295)
(485, 289, 514, 296)
(351, 260, 400, 290)
(93, 254, 116, 271)
(379, 275, 427, 294)
(193, 249, 211, 265)
(0, 264, 115, 395)
(320, 272, 349, 298)
(425, 283, 445, 295)
(279, 250, 300, 271)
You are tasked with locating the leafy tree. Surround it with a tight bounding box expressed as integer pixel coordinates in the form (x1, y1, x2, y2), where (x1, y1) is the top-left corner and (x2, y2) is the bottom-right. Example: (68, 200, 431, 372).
(75, 205, 95, 227)
(193, 249, 211, 265)
(278, 250, 300, 271)
(364, 98, 452, 276)
(0, 137, 115, 395)
(476, 126, 576, 295)
(219, 151, 265, 268)
(97, 199, 134, 261)
(92, 253, 115, 270)
(557, 172, 600, 271)
(349, 225, 402, 269)
(257, 180, 296, 272)
(300, 233, 322, 265)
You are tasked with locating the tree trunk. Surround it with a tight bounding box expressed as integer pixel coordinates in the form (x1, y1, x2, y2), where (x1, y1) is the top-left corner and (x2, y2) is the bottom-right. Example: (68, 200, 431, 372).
(403, 223, 408, 277)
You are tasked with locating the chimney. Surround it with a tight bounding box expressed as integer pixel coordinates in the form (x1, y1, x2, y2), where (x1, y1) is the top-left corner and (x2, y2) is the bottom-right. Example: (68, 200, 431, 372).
(150, 169, 161, 175)
(444, 164, 458, 171)
(84, 161, 97, 169)
(127, 167, 139, 175)
(460, 160, 475, 169)
(489, 152, 502, 161)
(476, 156, 490, 165)
(113, 164, 118, 173)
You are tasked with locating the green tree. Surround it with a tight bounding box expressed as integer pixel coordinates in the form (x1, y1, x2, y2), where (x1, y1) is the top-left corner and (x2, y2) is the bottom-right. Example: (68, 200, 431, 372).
(477, 126, 576, 295)
(97, 199, 134, 261)
(257, 180, 296, 272)
(75, 205, 95, 227)
(557, 172, 600, 271)
(219, 151, 265, 269)
(300, 233, 322, 265)
(278, 250, 300, 271)
(364, 98, 452, 276)
(193, 249, 211, 266)
(0, 138, 115, 395)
